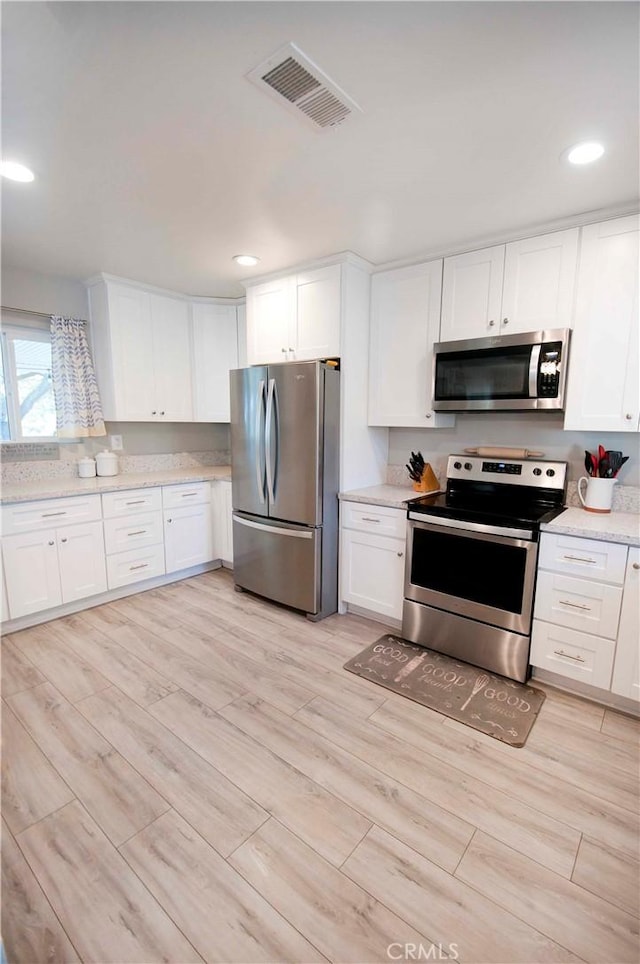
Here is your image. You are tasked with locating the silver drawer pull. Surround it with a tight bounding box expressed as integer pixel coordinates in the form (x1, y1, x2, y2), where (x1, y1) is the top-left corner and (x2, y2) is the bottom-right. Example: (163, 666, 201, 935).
(180, 492, 199, 497)
(127, 530, 147, 536)
(554, 649, 586, 663)
(126, 499, 146, 506)
(559, 599, 592, 611)
(42, 511, 67, 518)
(129, 563, 149, 571)
(562, 554, 596, 564)
(361, 516, 381, 523)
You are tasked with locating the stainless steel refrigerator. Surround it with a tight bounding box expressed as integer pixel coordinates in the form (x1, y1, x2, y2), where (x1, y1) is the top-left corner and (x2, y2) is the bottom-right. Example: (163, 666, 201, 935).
(230, 360, 340, 620)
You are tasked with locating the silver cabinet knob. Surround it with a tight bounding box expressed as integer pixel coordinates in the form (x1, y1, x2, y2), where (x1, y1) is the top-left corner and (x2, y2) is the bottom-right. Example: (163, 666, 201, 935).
(159, 411, 165, 415)
(152, 410, 157, 415)
(288, 347, 294, 353)
(60, 537, 68, 543)
(425, 413, 432, 419)
(48, 540, 55, 546)
(633, 563, 640, 570)
(625, 413, 633, 420)
(503, 317, 509, 325)
(397, 551, 404, 558)
(167, 518, 172, 523)
(489, 320, 495, 327)
(281, 348, 287, 353)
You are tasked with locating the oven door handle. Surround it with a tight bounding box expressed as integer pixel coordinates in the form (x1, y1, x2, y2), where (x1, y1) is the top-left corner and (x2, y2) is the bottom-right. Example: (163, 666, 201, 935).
(407, 512, 534, 542)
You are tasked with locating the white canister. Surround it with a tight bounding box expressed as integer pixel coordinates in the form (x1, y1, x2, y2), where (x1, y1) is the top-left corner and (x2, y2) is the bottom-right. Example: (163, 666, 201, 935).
(77, 457, 97, 478)
(577, 476, 617, 514)
(95, 450, 119, 477)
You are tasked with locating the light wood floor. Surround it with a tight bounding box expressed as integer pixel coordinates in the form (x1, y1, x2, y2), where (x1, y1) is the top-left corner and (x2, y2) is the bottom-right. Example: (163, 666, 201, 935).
(2, 569, 639, 964)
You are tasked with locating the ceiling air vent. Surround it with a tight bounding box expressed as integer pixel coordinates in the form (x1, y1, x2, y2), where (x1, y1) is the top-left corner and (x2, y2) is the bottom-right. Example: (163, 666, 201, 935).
(247, 42, 361, 130)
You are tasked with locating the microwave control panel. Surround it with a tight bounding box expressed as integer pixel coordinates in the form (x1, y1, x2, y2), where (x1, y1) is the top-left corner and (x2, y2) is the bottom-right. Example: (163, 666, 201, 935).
(538, 342, 562, 397)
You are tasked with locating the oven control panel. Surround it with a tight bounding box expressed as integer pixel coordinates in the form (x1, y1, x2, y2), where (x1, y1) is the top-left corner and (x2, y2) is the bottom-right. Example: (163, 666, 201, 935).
(447, 455, 567, 490)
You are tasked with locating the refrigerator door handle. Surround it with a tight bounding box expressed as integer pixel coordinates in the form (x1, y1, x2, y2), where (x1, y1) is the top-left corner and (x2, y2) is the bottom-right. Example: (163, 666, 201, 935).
(265, 377, 278, 503)
(233, 514, 313, 539)
(255, 379, 267, 503)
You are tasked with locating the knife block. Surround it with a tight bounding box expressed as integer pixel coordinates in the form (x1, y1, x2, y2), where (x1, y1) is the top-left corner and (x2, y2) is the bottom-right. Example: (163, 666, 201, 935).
(412, 463, 439, 493)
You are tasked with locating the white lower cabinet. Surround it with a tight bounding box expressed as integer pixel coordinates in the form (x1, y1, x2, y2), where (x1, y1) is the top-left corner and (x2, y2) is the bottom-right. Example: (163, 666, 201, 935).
(3, 521, 107, 619)
(611, 548, 640, 701)
(163, 483, 214, 574)
(340, 502, 406, 622)
(532, 532, 639, 704)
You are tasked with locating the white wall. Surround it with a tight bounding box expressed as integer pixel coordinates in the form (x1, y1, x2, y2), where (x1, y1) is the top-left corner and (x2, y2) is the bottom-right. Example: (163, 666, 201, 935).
(388, 413, 640, 486)
(1, 263, 89, 318)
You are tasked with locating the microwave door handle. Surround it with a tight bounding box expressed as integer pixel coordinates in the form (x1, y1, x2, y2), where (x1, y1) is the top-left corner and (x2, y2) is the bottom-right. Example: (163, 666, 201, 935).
(529, 344, 541, 397)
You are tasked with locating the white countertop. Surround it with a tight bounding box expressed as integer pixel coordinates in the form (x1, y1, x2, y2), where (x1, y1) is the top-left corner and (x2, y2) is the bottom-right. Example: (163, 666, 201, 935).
(339, 483, 419, 509)
(541, 506, 640, 547)
(1, 465, 231, 505)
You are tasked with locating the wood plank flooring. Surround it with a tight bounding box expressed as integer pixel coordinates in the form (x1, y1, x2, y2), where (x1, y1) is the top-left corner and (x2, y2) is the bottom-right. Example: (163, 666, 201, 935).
(2, 569, 639, 964)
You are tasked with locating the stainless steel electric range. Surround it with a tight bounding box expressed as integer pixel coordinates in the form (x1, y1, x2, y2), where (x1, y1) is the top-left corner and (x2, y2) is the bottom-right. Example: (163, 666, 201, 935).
(403, 454, 567, 682)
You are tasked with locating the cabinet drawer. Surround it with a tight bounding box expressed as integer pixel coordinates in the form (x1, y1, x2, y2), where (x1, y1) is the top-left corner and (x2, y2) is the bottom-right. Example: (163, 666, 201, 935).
(2, 495, 102, 536)
(539, 533, 628, 584)
(534, 571, 623, 639)
(530, 619, 615, 689)
(103, 511, 163, 555)
(106, 543, 166, 589)
(162, 481, 210, 509)
(342, 501, 406, 539)
(102, 488, 162, 518)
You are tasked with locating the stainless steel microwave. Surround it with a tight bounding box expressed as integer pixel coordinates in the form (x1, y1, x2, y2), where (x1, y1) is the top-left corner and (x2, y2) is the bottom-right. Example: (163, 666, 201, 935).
(432, 328, 571, 412)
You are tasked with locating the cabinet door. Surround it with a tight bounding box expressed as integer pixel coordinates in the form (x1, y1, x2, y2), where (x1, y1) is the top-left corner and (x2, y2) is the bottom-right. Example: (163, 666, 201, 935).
(107, 285, 156, 420)
(164, 504, 214, 573)
(368, 261, 454, 427)
(246, 277, 295, 364)
(501, 228, 579, 333)
(192, 303, 238, 421)
(294, 265, 341, 360)
(149, 294, 193, 421)
(2, 532, 62, 618)
(57, 521, 107, 604)
(441, 245, 505, 341)
(211, 480, 233, 564)
(611, 548, 640, 702)
(341, 528, 405, 621)
(564, 215, 639, 432)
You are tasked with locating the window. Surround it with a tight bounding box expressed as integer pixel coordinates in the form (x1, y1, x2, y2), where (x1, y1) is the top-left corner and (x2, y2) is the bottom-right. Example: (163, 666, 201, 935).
(1, 325, 57, 440)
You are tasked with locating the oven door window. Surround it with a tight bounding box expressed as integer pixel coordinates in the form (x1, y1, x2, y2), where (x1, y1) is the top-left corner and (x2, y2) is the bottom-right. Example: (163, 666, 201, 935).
(435, 345, 533, 401)
(410, 526, 528, 613)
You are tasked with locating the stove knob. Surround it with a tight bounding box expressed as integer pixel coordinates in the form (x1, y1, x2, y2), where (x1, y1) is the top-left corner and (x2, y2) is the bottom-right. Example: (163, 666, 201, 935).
(546, 468, 555, 477)
(533, 468, 542, 476)
(453, 461, 462, 470)
(464, 462, 472, 471)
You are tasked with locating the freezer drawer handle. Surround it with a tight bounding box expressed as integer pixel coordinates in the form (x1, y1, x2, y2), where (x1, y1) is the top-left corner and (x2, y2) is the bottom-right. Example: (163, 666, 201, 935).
(554, 649, 586, 663)
(234, 516, 313, 539)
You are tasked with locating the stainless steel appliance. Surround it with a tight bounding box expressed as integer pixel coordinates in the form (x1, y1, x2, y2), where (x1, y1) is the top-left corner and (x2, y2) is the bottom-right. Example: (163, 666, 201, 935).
(230, 360, 339, 620)
(432, 328, 570, 412)
(403, 455, 567, 681)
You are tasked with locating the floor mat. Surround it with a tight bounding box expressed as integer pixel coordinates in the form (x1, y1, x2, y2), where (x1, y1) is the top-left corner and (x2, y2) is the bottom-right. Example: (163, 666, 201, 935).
(344, 634, 545, 746)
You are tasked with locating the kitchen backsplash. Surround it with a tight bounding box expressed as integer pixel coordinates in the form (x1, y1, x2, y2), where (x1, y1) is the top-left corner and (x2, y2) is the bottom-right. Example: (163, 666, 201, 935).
(1, 450, 230, 484)
(386, 463, 640, 513)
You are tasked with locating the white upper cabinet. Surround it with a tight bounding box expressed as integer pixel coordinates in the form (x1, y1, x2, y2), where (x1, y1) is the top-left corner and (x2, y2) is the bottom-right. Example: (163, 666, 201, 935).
(88, 278, 193, 421)
(245, 264, 341, 365)
(440, 228, 579, 341)
(191, 303, 239, 422)
(294, 265, 341, 360)
(441, 245, 505, 341)
(564, 215, 639, 432)
(368, 261, 454, 427)
(245, 276, 295, 364)
(500, 229, 579, 333)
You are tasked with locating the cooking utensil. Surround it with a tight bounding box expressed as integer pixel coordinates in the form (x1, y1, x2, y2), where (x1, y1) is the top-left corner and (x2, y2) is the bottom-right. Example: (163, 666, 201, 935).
(614, 456, 629, 477)
(461, 673, 490, 712)
(464, 447, 544, 458)
(584, 450, 596, 476)
(406, 463, 421, 482)
(598, 456, 610, 478)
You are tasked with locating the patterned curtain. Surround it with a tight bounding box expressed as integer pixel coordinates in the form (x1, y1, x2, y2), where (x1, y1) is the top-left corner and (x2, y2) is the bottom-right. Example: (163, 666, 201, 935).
(50, 316, 106, 438)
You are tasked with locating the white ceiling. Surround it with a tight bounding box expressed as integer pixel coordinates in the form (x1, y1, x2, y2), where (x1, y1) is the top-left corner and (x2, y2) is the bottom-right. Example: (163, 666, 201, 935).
(2, 1, 638, 297)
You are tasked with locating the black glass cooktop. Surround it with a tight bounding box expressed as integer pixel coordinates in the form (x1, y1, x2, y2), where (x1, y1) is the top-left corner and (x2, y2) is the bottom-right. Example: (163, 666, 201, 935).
(407, 490, 566, 532)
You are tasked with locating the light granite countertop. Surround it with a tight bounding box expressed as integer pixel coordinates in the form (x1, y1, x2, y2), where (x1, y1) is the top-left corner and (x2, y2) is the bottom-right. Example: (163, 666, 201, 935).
(541, 506, 640, 547)
(1, 465, 232, 505)
(339, 483, 420, 509)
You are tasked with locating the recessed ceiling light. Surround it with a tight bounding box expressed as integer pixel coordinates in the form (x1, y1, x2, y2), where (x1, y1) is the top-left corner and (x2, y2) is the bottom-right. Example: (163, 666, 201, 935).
(233, 254, 260, 267)
(0, 160, 35, 182)
(566, 142, 605, 165)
